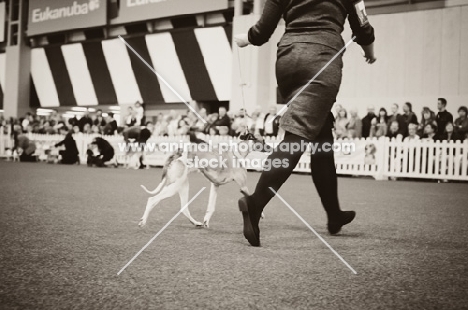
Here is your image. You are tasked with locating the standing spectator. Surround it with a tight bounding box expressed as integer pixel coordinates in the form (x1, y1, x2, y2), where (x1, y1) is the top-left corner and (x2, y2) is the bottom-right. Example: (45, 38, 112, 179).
(403, 123, 420, 141)
(436, 98, 453, 137)
(134, 102, 145, 126)
(334, 108, 348, 139)
(370, 107, 388, 138)
(78, 110, 93, 132)
(401, 102, 418, 137)
(361, 105, 377, 138)
(55, 127, 79, 164)
(418, 107, 437, 137)
(125, 107, 137, 127)
(68, 115, 79, 128)
(387, 103, 403, 134)
(93, 109, 107, 127)
(333, 103, 343, 119)
(248, 111, 262, 136)
(387, 121, 403, 140)
(454, 106, 468, 138)
(262, 106, 280, 137)
(347, 108, 362, 138)
(103, 113, 117, 135)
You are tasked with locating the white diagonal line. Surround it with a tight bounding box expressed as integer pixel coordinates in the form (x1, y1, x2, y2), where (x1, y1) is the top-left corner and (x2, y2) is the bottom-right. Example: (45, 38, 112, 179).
(269, 37, 356, 123)
(117, 187, 206, 275)
(118, 35, 206, 124)
(269, 187, 357, 274)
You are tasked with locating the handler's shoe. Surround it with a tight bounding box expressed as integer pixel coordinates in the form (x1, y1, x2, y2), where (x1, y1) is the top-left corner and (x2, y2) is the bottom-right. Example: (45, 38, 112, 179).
(328, 211, 356, 235)
(238, 197, 261, 247)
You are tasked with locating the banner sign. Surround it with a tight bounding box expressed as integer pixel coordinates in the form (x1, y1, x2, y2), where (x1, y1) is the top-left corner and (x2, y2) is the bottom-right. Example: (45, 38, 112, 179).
(0, 2, 5, 42)
(335, 139, 382, 166)
(28, 0, 107, 36)
(111, 0, 229, 25)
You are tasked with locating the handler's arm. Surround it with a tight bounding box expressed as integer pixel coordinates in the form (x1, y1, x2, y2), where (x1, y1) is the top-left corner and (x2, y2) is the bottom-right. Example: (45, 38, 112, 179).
(248, 0, 286, 46)
(347, 0, 376, 63)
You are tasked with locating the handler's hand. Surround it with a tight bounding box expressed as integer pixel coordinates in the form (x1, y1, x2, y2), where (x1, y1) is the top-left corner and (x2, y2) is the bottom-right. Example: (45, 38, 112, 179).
(234, 34, 250, 48)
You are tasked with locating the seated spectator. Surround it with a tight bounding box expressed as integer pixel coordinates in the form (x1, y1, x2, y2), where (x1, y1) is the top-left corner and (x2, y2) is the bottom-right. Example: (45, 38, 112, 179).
(92, 125, 101, 134)
(387, 103, 404, 134)
(403, 123, 420, 141)
(335, 108, 349, 139)
(83, 123, 92, 135)
(209, 107, 231, 135)
(454, 106, 468, 138)
(78, 110, 93, 132)
(418, 107, 437, 137)
(55, 126, 79, 164)
(176, 117, 191, 135)
(103, 113, 117, 135)
(421, 123, 438, 141)
(190, 108, 208, 133)
(438, 122, 460, 142)
(370, 107, 388, 138)
(387, 121, 403, 140)
(14, 126, 37, 162)
(231, 109, 249, 137)
(87, 137, 115, 167)
(347, 108, 362, 138)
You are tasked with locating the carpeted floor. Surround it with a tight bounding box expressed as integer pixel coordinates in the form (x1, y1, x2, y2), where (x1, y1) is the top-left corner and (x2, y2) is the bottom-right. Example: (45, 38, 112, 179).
(0, 161, 467, 309)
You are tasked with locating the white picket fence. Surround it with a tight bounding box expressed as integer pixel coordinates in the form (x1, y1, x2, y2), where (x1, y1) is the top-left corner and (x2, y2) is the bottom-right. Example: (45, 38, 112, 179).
(1, 130, 467, 181)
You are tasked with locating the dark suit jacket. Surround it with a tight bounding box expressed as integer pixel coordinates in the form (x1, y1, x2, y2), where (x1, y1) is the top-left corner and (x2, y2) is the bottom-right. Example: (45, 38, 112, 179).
(248, 0, 375, 49)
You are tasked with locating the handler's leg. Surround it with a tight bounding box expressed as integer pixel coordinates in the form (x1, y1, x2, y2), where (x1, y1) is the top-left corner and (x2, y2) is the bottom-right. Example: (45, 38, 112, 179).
(239, 132, 308, 246)
(310, 114, 355, 234)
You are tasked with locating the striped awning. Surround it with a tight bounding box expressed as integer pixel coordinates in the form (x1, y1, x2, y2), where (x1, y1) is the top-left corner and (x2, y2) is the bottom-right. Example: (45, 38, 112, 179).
(30, 26, 232, 108)
(0, 53, 5, 109)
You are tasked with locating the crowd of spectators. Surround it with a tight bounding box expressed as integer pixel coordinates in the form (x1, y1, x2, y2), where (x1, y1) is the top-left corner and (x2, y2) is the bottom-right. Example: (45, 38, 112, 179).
(333, 98, 468, 142)
(1, 98, 467, 144)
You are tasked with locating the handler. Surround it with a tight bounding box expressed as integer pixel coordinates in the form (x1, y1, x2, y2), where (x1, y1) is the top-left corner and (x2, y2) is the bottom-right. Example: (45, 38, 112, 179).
(235, 0, 376, 246)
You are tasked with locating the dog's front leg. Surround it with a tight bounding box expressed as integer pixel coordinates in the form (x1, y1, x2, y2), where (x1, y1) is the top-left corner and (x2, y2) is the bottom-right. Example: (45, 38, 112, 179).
(203, 183, 219, 228)
(178, 179, 203, 227)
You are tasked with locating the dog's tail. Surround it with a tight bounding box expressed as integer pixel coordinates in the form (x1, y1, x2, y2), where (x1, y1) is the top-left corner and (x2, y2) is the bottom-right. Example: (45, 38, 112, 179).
(140, 178, 167, 195)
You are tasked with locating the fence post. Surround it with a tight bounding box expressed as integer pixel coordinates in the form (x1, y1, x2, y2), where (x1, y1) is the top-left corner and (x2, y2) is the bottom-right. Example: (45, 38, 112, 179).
(374, 137, 388, 180)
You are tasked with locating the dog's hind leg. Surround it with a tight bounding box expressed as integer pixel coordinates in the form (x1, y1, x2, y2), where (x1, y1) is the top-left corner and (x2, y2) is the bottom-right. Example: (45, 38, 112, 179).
(203, 183, 219, 228)
(138, 182, 180, 228)
(178, 179, 203, 227)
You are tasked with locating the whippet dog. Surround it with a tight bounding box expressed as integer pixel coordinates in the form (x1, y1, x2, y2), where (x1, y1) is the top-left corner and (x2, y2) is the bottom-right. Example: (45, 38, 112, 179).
(138, 134, 265, 228)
